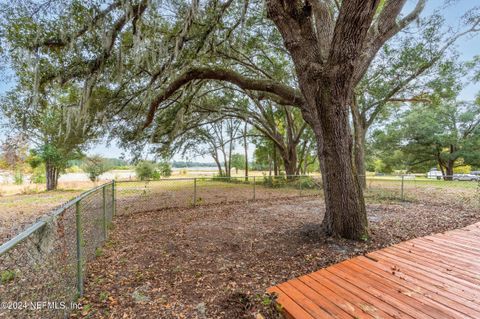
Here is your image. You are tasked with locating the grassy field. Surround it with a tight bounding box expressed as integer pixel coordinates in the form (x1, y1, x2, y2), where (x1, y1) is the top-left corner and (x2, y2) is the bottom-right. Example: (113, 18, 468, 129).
(366, 175, 479, 189)
(0, 188, 87, 243)
(0, 180, 98, 196)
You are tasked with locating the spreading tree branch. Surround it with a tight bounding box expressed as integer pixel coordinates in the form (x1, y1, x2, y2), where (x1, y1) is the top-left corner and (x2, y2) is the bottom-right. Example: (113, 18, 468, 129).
(144, 67, 304, 128)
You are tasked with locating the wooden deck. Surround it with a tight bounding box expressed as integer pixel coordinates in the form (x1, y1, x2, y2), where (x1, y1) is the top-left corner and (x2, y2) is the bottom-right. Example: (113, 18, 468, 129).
(268, 223, 480, 319)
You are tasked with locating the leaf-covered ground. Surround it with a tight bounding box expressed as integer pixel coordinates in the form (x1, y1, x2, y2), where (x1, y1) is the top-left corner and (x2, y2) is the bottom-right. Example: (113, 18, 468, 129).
(71, 196, 480, 319)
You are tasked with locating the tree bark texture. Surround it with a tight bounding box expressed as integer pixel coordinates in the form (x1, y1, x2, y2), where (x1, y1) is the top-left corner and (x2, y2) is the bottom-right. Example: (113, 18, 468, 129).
(352, 102, 367, 188)
(46, 162, 59, 191)
(273, 146, 279, 176)
(243, 123, 249, 181)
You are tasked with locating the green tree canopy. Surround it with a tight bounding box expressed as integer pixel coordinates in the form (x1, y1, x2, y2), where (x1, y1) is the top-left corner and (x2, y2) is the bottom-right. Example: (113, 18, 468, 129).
(372, 67, 480, 177)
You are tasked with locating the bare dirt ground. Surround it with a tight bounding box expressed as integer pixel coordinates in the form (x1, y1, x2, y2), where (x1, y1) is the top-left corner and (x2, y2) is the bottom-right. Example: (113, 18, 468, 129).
(116, 181, 320, 214)
(72, 196, 480, 319)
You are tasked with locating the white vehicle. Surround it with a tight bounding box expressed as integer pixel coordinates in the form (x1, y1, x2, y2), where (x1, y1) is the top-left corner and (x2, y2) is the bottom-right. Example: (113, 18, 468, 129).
(452, 174, 479, 181)
(427, 169, 443, 179)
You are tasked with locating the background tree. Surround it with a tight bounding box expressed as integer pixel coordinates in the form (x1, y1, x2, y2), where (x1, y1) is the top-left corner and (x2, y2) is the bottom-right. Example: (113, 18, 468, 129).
(230, 153, 245, 175)
(135, 161, 157, 181)
(252, 137, 277, 176)
(374, 98, 480, 178)
(222, 98, 311, 177)
(168, 117, 242, 177)
(352, 13, 480, 186)
(0, 134, 28, 172)
(83, 155, 111, 182)
(177, 88, 317, 177)
(371, 59, 480, 177)
(1, 84, 109, 190)
(242, 121, 249, 181)
(158, 161, 172, 178)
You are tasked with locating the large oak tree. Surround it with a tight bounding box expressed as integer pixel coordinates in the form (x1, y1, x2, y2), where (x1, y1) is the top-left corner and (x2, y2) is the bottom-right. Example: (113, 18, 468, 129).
(143, 0, 427, 239)
(1, 0, 432, 239)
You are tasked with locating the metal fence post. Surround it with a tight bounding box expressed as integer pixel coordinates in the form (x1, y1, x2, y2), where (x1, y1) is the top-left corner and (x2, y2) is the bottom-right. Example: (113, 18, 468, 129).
(112, 180, 116, 217)
(102, 185, 107, 240)
(193, 178, 197, 206)
(401, 175, 405, 201)
(253, 176, 256, 201)
(75, 200, 83, 297)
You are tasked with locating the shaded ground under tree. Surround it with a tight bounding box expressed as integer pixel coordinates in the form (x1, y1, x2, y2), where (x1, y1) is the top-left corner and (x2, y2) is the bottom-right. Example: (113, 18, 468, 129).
(73, 195, 480, 319)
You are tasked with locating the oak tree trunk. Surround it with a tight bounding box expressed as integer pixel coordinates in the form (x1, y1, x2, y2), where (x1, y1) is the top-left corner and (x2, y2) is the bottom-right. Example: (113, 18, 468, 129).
(264, 0, 390, 240)
(352, 100, 367, 188)
(445, 165, 454, 181)
(243, 123, 249, 181)
(438, 161, 446, 178)
(284, 155, 297, 178)
(312, 90, 368, 240)
(46, 162, 59, 191)
(273, 146, 278, 176)
(353, 126, 367, 189)
(284, 160, 296, 177)
(221, 149, 229, 177)
(445, 145, 457, 181)
(279, 144, 298, 177)
(212, 154, 223, 176)
(268, 154, 272, 176)
(303, 154, 308, 175)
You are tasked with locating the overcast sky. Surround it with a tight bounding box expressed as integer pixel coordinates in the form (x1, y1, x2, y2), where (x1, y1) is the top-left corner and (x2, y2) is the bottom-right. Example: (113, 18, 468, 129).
(0, 0, 479, 163)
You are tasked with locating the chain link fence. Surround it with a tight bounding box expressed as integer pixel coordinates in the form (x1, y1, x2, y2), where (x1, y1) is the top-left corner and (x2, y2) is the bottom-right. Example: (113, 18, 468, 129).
(116, 175, 324, 214)
(1, 173, 478, 318)
(0, 182, 115, 319)
(115, 174, 480, 215)
(362, 174, 480, 208)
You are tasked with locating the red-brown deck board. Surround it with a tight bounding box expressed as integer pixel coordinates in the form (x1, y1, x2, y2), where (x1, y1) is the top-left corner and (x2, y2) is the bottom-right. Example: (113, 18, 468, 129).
(268, 222, 480, 319)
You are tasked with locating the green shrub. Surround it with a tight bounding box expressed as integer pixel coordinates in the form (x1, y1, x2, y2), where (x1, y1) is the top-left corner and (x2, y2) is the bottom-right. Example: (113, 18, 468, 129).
(135, 161, 170, 181)
(31, 165, 46, 184)
(262, 176, 287, 188)
(152, 170, 161, 181)
(295, 176, 318, 189)
(158, 162, 172, 177)
(212, 174, 229, 181)
(13, 170, 23, 185)
(135, 161, 156, 181)
(83, 156, 110, 182)
(65, 165, 83, 173)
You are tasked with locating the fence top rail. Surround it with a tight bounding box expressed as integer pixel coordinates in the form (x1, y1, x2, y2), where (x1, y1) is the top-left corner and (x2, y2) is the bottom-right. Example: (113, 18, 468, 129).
(116, 175, 317, 183)
(359, 174, 480, 180)
(0, 181, 114, 256)
(0, 220, 47, 256)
